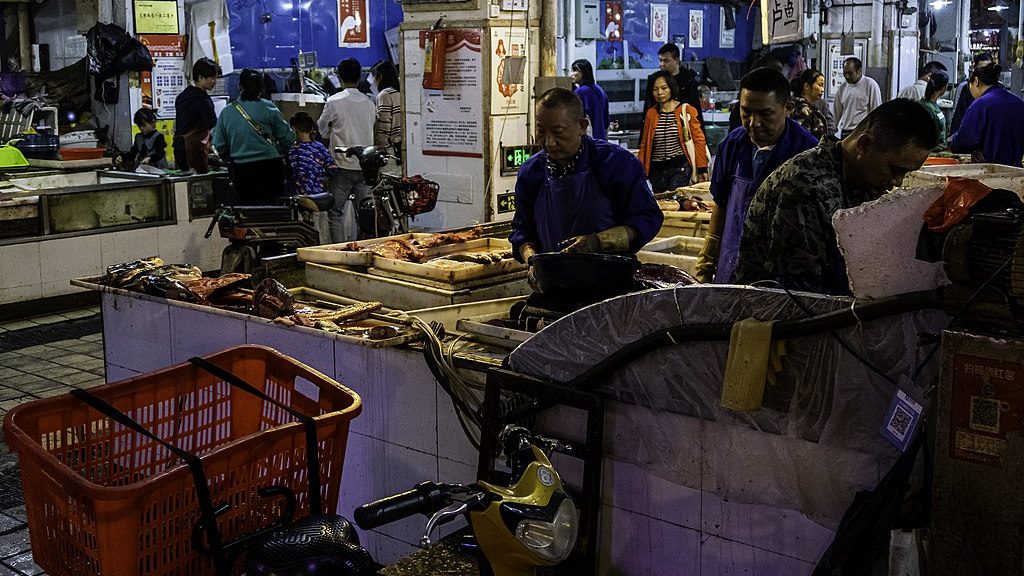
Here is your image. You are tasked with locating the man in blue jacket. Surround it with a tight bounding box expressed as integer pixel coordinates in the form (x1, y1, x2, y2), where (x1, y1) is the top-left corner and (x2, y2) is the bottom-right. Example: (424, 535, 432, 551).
(510, 88, 663, 263)
(695, 67, 818, 284)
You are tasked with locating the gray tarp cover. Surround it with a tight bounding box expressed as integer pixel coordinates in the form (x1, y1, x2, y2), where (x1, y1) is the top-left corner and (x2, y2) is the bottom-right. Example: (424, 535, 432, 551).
(506, 286, 948, 527)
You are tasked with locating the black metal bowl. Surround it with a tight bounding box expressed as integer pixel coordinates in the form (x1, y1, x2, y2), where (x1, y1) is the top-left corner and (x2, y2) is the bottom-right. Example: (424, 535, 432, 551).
(528, 252, 640, 299)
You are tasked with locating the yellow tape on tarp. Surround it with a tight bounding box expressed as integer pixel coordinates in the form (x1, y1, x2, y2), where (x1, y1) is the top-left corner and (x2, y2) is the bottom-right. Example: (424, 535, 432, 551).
(721, 318, 786, 412)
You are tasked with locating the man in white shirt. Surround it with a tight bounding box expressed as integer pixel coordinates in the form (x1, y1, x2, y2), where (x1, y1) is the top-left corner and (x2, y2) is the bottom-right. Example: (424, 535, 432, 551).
(897, 61, 947, 101)
(318, 58, 377, 242)
(834, 57, 882, 139)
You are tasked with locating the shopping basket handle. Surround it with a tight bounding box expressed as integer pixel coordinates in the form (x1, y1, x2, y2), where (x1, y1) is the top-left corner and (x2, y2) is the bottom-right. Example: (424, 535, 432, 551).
(188, 356, 324, 515)
(69, 388, 232, 576)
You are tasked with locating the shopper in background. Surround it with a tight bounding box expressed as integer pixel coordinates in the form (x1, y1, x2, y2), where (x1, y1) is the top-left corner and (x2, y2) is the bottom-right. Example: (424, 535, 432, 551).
(919, 70, 950, 152)
(697, 67, 818, 284)
(897, 61, 948, 101)
(370, 60, 402, 160)
(126, 107, 169, 169)
(638, 71, 709, 193)
(834, 57, 881, 139)
(288, 112, 335, 196)
(735, 99, 938, 295)
(950, 65, 1024, 168)
(318, 58, 377, 242)
(571, 59, 609, 141)
(510, 88, 662, 262)
(212, 68, 294, 204)
(645, 43, 705, 131)
(949, 51, 994, 137)
(173, 57, 220, 173)
(791, 68, 835, 140)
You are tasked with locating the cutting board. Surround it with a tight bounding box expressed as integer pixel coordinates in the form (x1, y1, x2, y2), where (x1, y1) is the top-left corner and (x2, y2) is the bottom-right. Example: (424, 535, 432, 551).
(297, 233, 435, 267)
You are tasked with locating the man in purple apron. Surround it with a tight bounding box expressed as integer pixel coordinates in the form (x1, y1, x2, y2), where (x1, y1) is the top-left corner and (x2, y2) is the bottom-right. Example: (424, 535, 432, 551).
(695, 67, 818, 284)
(509, 88, 663, 263)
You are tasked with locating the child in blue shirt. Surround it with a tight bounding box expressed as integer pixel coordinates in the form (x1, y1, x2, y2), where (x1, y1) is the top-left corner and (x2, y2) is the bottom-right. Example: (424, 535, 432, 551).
(287, 112, 335, 195)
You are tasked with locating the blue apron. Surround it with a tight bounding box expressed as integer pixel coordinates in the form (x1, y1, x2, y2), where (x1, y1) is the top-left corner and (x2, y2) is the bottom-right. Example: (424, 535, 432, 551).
(714, 164, 760, 284)
(535, 166, 616, 253)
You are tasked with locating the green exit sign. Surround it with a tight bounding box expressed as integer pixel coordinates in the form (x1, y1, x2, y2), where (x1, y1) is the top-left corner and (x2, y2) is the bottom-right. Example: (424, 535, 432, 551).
(500, 144, 540, 175)
(497, 191, 517, 214)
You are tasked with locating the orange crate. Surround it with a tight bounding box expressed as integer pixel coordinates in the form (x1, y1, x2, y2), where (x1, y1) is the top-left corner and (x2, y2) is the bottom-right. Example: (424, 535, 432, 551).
(3, 345, 361, 576)
(59, 147, 106, 160)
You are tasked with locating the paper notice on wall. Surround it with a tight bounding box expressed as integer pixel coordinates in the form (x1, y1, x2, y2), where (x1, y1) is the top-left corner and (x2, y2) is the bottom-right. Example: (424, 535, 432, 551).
(338, 0, 369, 48)
(422, 29, 483, 158)
(490, 27, 528, 115)
(720, 7, 735, 48)
(761, 0, 804, 44)
(139, 35, 187, 118)
(650, 4, 668, 43)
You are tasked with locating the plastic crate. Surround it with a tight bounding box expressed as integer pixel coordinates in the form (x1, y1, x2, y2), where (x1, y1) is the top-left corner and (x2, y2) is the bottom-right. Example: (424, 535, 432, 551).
(3, 345, 362, 576)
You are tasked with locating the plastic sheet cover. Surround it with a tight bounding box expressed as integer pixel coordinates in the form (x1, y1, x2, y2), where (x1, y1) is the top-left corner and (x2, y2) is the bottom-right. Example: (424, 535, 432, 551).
(506, 286, 948, 527)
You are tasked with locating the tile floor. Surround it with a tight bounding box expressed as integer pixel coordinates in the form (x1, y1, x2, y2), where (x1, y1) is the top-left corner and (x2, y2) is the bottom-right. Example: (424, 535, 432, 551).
(0, 306, 105, 576)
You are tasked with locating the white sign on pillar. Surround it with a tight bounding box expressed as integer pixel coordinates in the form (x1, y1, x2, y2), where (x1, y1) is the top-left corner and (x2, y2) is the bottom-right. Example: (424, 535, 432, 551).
(761, 0, 804, 44)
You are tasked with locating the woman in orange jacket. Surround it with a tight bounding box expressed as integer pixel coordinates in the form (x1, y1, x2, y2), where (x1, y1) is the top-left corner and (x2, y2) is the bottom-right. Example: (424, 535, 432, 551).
(638, 70, 709, 193)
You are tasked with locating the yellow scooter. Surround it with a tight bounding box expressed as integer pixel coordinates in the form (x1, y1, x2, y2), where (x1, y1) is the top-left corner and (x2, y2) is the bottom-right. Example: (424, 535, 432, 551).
(354, 426, 579, 576)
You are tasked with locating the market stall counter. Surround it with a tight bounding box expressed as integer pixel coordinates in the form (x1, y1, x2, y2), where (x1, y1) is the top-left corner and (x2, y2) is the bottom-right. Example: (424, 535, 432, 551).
(75, 242, 955, 575)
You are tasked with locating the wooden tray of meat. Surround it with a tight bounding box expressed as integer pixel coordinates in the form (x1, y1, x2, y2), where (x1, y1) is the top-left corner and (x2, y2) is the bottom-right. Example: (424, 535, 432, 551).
(368, 238, 525, 286)
(297, 227, 486, 267)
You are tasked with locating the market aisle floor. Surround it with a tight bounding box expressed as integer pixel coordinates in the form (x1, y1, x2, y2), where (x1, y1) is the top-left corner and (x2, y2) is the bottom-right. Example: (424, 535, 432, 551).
(0, 305, 104, 576)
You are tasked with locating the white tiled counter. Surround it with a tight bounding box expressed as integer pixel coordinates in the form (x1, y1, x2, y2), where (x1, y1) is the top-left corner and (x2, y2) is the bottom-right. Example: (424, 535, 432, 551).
(0, 172, 224, 306)
(84, 283, 480, 565)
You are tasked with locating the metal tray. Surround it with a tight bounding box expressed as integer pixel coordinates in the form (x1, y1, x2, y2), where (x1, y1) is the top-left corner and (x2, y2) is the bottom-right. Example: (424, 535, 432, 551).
(456, 312, 533, 349)
(637, 235, 701, 273)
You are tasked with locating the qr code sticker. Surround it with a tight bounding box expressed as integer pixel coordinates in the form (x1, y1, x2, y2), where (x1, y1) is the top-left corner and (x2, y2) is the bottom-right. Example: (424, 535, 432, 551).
(887, 405, 913, 441)
(970, 396, 1000, 433)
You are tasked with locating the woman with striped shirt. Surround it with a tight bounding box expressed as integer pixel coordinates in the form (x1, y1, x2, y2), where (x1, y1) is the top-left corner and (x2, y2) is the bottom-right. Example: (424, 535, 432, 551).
(371, 60, 402, 160)
(637, 70, 709, 193)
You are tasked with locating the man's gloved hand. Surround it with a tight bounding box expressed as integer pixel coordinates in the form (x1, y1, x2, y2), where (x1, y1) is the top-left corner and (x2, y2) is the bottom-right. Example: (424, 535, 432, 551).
(559, 226, 633, 254)
(558, 233, 601, 254)
(694, 233, 721, 283)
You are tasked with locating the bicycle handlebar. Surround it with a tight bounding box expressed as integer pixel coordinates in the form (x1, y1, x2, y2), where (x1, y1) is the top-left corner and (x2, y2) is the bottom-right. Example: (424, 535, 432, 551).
(353, 481, 450, 530)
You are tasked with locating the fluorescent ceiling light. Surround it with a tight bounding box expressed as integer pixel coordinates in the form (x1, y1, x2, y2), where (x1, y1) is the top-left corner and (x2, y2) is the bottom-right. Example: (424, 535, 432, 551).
(988, 0, 1008, 11)
(930, 0, 951, 9)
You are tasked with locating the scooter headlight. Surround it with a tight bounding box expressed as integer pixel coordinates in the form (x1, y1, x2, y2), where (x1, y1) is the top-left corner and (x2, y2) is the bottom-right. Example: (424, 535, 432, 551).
(514, 497, 578, 562)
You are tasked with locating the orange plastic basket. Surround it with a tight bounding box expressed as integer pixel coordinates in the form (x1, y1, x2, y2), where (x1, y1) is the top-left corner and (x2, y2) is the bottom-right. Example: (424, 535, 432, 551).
(3, 345, 361, 576)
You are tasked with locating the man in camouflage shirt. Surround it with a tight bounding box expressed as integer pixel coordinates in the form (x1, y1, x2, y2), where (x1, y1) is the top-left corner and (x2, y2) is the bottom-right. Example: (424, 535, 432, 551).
(734, 99, 939, 295)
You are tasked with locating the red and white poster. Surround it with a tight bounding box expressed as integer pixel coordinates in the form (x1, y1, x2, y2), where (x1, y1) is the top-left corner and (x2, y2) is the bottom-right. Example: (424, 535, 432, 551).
(650, 4, 668, 43)
(421, 29, 483, 158)
(689, 9, 704, 48)
(490, 27, 528, 115)
(337, 0, 369, 48)
(138, 35, 186, 118)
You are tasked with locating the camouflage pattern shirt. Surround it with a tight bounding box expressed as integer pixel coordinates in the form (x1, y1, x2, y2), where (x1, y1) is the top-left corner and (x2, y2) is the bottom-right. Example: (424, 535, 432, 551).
(733, 140, 873, 295)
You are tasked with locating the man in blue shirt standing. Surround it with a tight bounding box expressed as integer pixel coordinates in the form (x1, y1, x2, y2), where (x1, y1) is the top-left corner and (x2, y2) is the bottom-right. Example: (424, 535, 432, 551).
(510, 88, 663, 263)
(696, 67, 818, 284)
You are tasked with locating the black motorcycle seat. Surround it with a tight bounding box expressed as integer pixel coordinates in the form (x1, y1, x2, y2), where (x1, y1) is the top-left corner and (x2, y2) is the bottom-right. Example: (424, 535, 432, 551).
(294, 192, 335, 212)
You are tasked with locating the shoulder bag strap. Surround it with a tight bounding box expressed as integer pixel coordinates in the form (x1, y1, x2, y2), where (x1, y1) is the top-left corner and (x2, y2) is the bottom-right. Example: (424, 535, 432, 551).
(232, 102, 275, 146)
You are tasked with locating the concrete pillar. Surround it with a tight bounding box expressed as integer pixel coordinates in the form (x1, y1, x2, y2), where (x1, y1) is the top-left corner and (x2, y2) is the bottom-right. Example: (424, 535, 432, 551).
(540, 0, 556, 76)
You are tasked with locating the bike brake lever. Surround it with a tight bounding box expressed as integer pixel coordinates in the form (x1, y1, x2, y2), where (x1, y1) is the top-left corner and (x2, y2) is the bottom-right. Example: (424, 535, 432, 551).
(421, 501, 471, 546)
